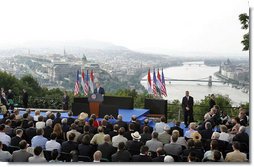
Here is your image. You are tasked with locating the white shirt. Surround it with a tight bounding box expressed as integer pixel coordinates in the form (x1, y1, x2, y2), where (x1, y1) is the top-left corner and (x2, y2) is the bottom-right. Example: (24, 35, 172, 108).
(36, 122, 46, 129)
(219, 132, 230, 142)
(154, 122, 167, 134)
(33, 115, 39, 122)
(45, 140, 61, 151)
(0, 132, 11, 146)
(112, 135, 128, 147)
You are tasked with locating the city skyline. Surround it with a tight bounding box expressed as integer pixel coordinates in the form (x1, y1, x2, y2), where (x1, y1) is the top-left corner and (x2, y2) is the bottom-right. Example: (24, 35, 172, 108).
(0, 0, 249, 57)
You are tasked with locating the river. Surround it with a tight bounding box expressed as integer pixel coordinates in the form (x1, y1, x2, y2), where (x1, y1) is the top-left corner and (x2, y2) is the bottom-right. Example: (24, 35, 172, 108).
(141, 61, 249, 106)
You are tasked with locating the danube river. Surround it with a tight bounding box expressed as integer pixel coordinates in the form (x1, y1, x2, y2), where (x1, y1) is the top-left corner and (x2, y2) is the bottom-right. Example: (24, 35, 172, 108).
(141, 61, 249, 106)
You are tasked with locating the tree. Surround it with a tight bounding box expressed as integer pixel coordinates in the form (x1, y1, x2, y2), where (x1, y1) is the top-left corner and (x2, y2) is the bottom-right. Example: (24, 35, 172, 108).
(239, 13, 249, 51)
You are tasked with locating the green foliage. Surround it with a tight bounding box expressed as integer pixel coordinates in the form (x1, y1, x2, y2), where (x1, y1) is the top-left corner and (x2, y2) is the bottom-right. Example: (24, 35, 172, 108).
(239, 13, 249, 51)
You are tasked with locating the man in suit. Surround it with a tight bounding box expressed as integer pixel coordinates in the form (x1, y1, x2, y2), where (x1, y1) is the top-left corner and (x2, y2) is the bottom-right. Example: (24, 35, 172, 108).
(163, 134, 182, 156)
(22, 89, 29, 108)
(12, 140, 33, 162)
(61, 132, 78, 153)
(182, 91, 194, 128)
(94, 82, 105, 95)
(111, 142, 131, 162)
(10, 129, 23, 147)
(198, 122, 214, 140)
(132, 145, 152, 162)
(62, 91, 69, 110)
(97, 135, 116, 161)
(0, 141, 12, 162)
(116, 115, 128, 131)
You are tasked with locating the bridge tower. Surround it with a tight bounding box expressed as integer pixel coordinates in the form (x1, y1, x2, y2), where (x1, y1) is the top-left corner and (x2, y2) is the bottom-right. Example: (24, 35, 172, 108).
(208, 76, 212, 86)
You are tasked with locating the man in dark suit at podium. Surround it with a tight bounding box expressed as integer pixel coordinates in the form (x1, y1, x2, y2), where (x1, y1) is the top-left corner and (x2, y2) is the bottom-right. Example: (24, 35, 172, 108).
(182, 91, 194, 128)
(94, 82, 105, 95)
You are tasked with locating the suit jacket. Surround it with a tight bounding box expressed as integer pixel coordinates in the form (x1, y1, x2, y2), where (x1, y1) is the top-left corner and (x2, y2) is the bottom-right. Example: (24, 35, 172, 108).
(94, 87, 105, 95)
(12, 149, 33, 162)
(182, 96, 194, 112)
(78, 144, 94, 157)
(43, 126, 53, 139)
(124, 130, 135, 141)
(111, 150, 131, 162)
(169, 126, 184, 137)
(10, 136, 22, 147)
(97, 142, 116, 161)
(199, 129, 214, 140)
(25, 127, 37, 144)
(164, 143, 182, 156)
(152, 155, 165, 162)
(132, 154, 152, 162)
(116, 120, 128, 131)
(233, 132, 249, 146)
(225, 150, 247, 162)
(126, 140, 143, 156)
(61, 140, 78, 153)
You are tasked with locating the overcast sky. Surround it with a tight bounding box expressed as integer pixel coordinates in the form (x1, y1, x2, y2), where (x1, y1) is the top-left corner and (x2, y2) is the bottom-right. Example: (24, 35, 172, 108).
(0, 0, 249, 55)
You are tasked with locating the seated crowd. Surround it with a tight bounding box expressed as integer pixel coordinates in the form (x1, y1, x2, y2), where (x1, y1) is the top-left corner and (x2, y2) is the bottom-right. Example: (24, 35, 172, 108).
(0, 104, 249, 163)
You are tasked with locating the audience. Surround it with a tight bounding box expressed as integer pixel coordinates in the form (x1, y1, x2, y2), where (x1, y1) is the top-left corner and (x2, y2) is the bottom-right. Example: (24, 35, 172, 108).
(0, 100, 249, 163)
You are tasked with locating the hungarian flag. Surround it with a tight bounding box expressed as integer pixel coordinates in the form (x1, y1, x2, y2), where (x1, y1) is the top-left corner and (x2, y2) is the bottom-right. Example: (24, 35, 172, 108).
(84, 70, 90, 95)
(74, 70, 80, 96)
(161, 68, 167, 97)
(153, 69, 158, 96)
(89, 69, 94, 93)
(147, 68, 152, 94)
(81, 70, 87, 95)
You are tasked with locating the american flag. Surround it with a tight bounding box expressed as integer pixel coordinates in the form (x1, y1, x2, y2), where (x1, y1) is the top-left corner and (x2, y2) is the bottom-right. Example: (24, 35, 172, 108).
(84, 70, 90, 95)
(153, 69, 157, 96)
(81, 70, 87, 95)
(74, 70, 80, 96)
(161, 68, 167, 97)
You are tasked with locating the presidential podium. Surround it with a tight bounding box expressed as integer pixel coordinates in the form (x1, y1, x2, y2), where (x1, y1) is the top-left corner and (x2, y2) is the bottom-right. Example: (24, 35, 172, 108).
(88, 93, 104, 117)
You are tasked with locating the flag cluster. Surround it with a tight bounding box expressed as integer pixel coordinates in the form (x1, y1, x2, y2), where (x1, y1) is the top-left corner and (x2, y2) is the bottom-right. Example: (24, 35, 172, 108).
(74, 69, 95, 96)
(147, 68, 167, 97)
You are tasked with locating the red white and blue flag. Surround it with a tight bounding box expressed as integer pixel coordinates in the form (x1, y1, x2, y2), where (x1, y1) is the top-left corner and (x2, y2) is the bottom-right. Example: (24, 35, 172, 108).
(74, 70, 80, 96)
(81, 70, 87, 95)
(147, 68, 152, 94)
(89, 69, 94, 93)
(84, 70, 90, 95)
(161, 68, 167, 97)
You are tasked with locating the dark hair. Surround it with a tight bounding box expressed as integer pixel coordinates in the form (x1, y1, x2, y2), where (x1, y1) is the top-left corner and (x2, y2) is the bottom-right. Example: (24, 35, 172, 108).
(176, 121, 181, 126)
(188, 151, 198, 162)
(118, 142, 125, 150)
(171, 134, 178, 142)
(49, 113, 55, 120)
(118, 127, 125, 135)
(234, 117, 240, 123)
(187, 139, 195, 148)
(232, 141, 241, 150)
(50, 133, 57, 140)
(23, 113, 28, 119)
(0, 124, 5, 131)
(82, 135, 91, 145)
(69, 133, 76, 141)
(129, 123, 135, 130)
(210, 140, 218, 150)
(16, 129, 23, 135)
(143, 126, 150, 133)
(34, 146, 43, 156)
(84, 125, 90, 132)
(89, 118, 94, 126)
(152, 131, 159, 139)
(213, 150, 221, 161)
(36, 128, 44, 135)
(157, 148, 165, 155)
(51, 149, 59, 160)
(140, 145, 149, 154)
(19, 140, 27, 149)
(38, 115, 44, 122)
(160, 116, 166, 123)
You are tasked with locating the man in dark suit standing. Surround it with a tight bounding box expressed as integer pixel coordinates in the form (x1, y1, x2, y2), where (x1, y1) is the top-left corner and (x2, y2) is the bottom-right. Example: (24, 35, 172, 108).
(22, 89, 29, 108)
(62, 91, 69, 110)
(94, 82, 105, 95)
(182, 91, 194, 128)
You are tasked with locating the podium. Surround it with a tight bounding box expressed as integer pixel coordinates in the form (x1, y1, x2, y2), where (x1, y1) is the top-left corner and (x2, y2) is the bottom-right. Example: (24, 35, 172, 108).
(88, 93, 104, 117)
